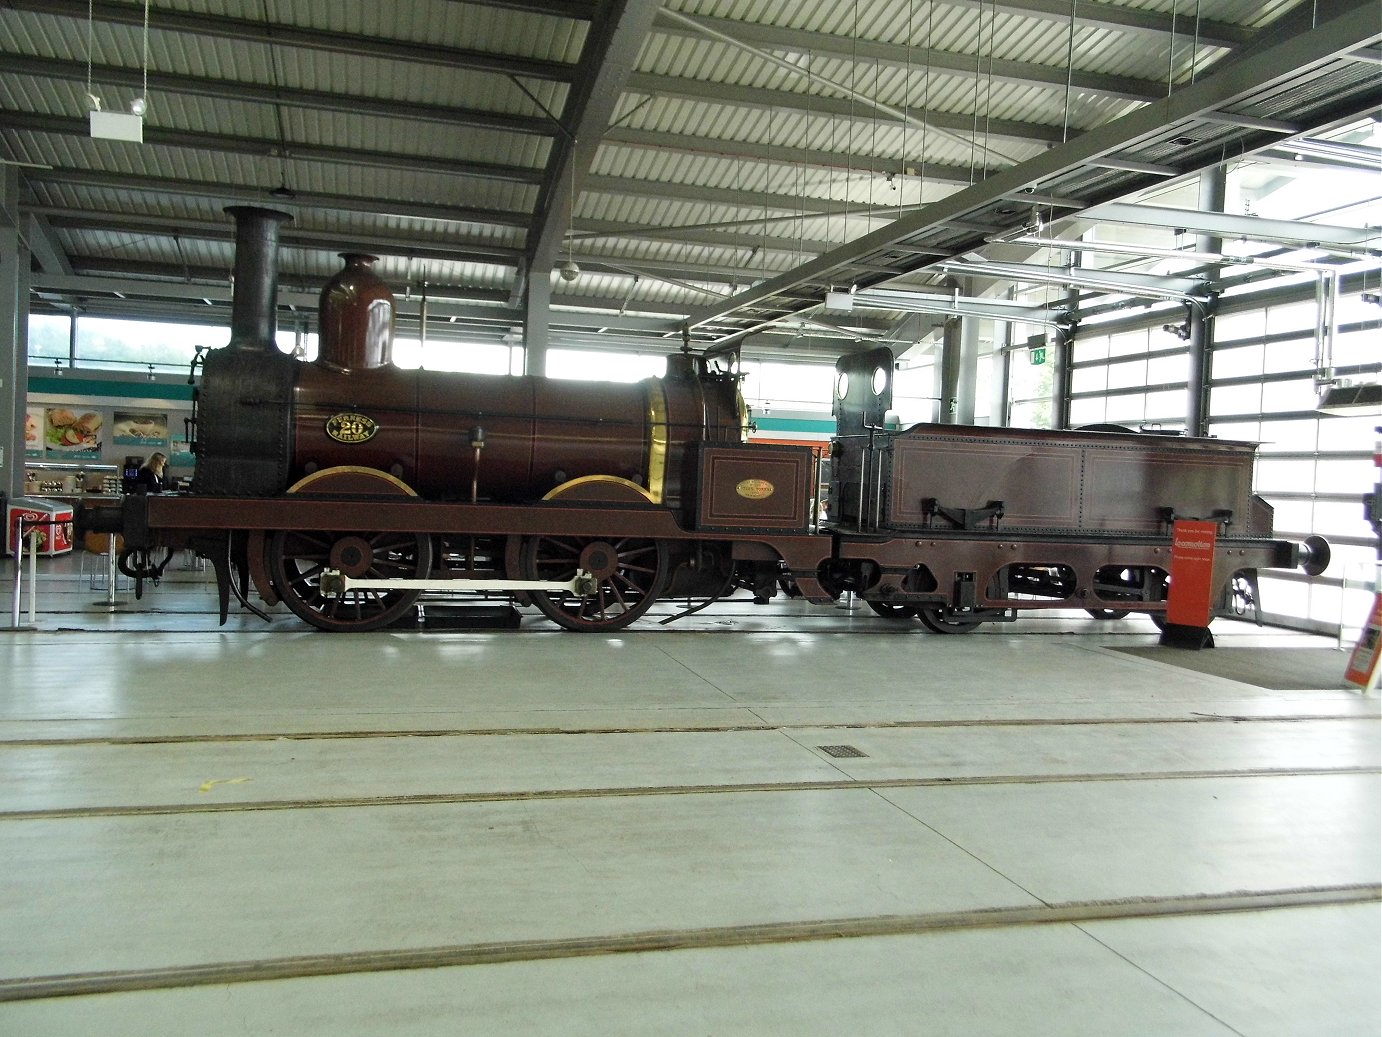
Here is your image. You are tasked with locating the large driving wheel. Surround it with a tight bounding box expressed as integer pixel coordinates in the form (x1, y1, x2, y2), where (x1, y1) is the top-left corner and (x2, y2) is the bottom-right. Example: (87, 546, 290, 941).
(524, 535, 667, 631)
(269, 529, 432, 632)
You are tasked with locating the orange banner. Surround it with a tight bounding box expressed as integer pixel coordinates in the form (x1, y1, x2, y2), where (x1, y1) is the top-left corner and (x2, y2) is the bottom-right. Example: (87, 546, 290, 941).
(1166, 520, 1218, 628)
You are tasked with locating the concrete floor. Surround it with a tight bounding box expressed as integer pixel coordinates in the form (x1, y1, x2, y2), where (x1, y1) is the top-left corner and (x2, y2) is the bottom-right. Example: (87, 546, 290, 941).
(1, 557, 1379, 1034)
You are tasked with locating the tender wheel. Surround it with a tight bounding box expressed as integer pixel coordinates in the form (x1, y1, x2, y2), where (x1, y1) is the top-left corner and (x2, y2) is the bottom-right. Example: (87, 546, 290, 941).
(269, 529, 432, 632)
(866, 600, 919, 619)
(524, 535, 667, 631)
(917, 607, 984, 634)
(1085, 608, 1132, 620)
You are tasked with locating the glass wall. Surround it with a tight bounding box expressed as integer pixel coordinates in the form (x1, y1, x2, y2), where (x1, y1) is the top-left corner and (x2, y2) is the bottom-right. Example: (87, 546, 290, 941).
(1068, 320, 1191, 431)
(27, 314, 323, 372)
(1007, 326, 1058, 428)
(1208, 277, 1381, 633)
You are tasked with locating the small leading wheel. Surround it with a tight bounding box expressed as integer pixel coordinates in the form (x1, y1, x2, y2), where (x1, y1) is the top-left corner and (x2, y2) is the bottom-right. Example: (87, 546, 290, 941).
(524, 535, 667, 631)
(866, 600, 919, 619)
(917, 606, 984, 634)
(269, 529, 432, 632)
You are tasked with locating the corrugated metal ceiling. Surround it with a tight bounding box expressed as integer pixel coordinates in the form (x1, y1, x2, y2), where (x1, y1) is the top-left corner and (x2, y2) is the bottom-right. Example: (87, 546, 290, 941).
(3, 0, 1377, 361)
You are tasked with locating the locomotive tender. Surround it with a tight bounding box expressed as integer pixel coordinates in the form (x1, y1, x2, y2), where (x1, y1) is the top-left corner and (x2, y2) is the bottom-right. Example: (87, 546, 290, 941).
(89, 207, 1329, 632)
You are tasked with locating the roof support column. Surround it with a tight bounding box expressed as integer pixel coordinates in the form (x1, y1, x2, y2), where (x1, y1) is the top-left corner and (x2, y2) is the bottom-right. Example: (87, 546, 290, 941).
(1052, 278, 1080, 430)
(936, 318, 960, 423)
(523, 271, 550, 376)
(0, 165, 30, 499)
(936, 278, 980, 423)
(992, 290, 1015, 425)
(1187, 167, 1226, 437)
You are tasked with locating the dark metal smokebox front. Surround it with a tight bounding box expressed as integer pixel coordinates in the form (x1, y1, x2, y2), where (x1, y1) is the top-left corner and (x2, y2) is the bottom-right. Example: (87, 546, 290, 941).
(194, 348, 296, 496)
(194, 205, 297, 496)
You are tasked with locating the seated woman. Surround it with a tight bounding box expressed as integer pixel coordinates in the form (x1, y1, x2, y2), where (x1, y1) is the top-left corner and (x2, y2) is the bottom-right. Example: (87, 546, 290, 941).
(132, 451, 169, 493)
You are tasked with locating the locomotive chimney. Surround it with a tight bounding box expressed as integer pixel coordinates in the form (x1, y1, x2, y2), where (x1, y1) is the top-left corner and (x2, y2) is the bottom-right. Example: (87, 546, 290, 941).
(224, 206, 292, 352)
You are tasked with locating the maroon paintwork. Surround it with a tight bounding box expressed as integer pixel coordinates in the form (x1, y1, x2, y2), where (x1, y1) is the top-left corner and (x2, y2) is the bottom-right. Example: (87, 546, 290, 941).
(318, 253, 395, 370)
(884, 424, 1261, 535)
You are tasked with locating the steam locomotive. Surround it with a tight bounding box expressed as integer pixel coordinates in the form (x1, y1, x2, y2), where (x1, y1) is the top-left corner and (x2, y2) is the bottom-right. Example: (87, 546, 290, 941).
(86, 207, 1329, 633)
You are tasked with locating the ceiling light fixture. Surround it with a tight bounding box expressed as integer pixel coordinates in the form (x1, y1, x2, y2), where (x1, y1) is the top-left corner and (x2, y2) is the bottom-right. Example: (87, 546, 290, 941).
(87, 0, 152, 142)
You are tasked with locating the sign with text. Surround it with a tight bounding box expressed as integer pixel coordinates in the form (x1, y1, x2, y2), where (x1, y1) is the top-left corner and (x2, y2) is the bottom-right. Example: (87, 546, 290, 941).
(1344, 594, 1382, 692)
(1166, 519, 1218, 628)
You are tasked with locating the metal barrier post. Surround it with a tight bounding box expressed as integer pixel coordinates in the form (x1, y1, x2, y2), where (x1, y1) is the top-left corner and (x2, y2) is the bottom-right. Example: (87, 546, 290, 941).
(105, 534, 119, 608)
(26, 527, 38, 624)
(9, 520, 21, 629)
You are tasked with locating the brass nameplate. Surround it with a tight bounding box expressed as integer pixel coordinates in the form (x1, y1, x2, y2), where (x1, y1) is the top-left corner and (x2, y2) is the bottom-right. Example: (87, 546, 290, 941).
(325, 412, 379, 444)
(735, 478, 775, 500)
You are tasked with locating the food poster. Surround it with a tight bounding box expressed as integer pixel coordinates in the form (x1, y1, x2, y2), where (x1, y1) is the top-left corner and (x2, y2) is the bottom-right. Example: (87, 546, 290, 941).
(44, 407, 104, 460)
(24, 407, 45, 459)
(113, 410, 170, 448)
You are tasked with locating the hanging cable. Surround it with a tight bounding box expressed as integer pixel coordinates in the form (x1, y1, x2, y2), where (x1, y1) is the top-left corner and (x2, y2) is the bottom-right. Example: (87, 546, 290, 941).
(763, 107, 772, 281)
(261, 0, 294, 196)
(920, 0, 934, 196)
(1190, 0, 1202, 83)
(1167, 0, 1178, 97)
(138, 0, 150, 113)
(900, 0, 914, 224)
(970, 2, 984, 184)
(85, 0, 98, 110)
(982, 0, 995, 178)
(563, 142, 579, 279)
(1062, 0, 1077, 144)
(843, 0, 859, 257)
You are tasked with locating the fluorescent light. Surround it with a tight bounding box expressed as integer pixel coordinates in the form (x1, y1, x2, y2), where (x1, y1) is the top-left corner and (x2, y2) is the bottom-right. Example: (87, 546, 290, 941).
(1318, 383, 1382, 415)
(90, 110, 143, 142)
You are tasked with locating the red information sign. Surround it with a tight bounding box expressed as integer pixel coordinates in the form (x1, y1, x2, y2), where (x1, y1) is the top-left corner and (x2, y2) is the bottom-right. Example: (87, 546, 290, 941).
(1345, 594, 1382, 692)
(1166, 519, 1218, 628)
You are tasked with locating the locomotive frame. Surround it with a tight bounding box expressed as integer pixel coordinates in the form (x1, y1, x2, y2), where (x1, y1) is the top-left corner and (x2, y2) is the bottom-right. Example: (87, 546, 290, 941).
(83, 207, 1329, 634)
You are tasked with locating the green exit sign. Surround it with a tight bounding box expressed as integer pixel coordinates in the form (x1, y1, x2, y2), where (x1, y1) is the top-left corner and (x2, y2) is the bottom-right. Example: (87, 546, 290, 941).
(1029, 346, 1047, 365)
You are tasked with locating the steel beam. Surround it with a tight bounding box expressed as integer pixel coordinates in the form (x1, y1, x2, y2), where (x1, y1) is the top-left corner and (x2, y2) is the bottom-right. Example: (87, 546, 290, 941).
(22, 213, 71, 276)
(653, 9, 1168, 105)
(0, 52, 555, 138)
(952, 0, 1247, 49)
(4, 0, 576, 82)
(524, 0, 663, 275)
(601, 127, 987, 187)
(25, 168, 532, 229)
(0, 110, 544, 186)
(852, 289, 1068, 327)
(623, 72, 1062, 149)
(38, 210, 523, 267)
(682, 0, 1380, 333)
(937, 261, 1211, 297)
(1084, 203, 1381, 248)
